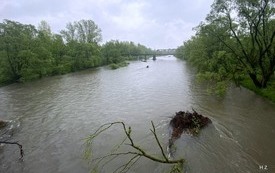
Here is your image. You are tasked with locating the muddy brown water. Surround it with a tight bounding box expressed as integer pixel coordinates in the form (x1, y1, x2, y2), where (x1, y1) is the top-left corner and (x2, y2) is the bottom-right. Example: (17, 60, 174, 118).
(0, 56, 274, 173)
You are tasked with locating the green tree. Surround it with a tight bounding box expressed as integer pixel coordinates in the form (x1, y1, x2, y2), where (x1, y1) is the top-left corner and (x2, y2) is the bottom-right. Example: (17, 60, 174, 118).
(101, 40, 153, 65)
(74, 19, 102, 43)
(101, 40, 123, 64)
(61, 19, 102, 44)
(177, 0, 275, 90)
(60, 19, 102, 71)
(38, 20, 52, 36)
(0, 19, 154, 85)
(204, 0, 275, 88)
(51, 34, 70, 74)
(0, 20, 38, 82)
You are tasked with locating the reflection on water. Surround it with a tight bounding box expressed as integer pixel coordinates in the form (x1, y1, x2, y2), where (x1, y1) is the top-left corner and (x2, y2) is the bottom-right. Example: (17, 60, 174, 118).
(0, 56, 274, 173)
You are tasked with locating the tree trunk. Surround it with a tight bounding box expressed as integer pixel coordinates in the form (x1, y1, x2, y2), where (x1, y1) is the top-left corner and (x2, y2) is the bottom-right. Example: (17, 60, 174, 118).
(261, 79, 268, 88)
(249, 73, 262, 88)
(261, 71, 274, 88)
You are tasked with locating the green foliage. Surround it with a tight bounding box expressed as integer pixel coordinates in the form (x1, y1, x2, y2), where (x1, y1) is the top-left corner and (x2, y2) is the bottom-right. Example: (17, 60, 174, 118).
(0, 51, 13, 85)
(0, 20, 38, 82)
(176, 0, 275, 96)
(0, 19, 153, 86)
(176, 34, 235, 95)
(241, 77, 275, 103)
(109, 61, 129, 70)
(17, 50, 40, 82)
(60, 19, 102, 44)
(109, 63, 120, 70)
(0, 19, 96, 84)
(101, 40, 153, 65)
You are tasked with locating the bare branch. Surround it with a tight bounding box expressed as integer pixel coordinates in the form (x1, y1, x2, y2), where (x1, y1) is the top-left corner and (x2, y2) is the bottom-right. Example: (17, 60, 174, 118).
(150, 121, 169, 162)
(84, 121, 185, 173)
(226, 12, 251, 62)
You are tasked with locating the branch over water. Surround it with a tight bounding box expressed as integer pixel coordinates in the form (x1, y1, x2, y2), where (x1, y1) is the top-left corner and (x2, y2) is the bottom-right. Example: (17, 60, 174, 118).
(84, 121, 184, 173)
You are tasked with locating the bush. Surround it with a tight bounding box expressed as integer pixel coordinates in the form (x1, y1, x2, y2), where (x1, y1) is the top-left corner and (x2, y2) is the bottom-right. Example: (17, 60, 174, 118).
(109, 61, 129, 70)
(109, 63, 120, 69)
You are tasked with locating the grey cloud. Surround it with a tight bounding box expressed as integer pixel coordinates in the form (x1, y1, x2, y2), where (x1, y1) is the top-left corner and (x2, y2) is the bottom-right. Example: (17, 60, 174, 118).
(0, 0, 213, 48)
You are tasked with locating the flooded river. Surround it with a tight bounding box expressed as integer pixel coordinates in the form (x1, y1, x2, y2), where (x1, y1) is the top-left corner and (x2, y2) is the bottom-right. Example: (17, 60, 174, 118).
(0, 56, 274, 173)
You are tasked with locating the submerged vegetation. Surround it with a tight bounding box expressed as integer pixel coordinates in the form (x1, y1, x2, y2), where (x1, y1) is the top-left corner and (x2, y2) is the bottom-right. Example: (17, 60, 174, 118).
(0, 19, 153, 86)
(176, 0, 275, 100)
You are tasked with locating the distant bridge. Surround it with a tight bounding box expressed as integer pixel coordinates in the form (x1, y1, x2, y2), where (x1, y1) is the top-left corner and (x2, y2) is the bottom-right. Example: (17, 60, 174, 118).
(121, 48, 176, 60)
(121, 53, 175, 61)
(123, 53, 176, 56)
(122, 51, 176, 57)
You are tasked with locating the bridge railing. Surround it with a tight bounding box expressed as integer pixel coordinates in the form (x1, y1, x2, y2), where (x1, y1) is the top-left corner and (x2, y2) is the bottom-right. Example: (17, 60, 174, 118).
(121, 53, 175, 56)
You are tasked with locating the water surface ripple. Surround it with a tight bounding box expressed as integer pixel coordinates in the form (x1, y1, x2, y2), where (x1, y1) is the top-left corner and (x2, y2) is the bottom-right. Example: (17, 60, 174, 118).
(0, 56, 274, 173)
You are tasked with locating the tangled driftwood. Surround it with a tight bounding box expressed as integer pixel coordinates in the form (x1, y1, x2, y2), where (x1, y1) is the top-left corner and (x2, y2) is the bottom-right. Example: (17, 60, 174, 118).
(170, 110, 211, 138)
(168, 110, 211, 156)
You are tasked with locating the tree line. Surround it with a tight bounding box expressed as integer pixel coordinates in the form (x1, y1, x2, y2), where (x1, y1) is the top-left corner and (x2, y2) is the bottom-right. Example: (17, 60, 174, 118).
(176, 0, 275, 92)
(0, 19, 153, 85)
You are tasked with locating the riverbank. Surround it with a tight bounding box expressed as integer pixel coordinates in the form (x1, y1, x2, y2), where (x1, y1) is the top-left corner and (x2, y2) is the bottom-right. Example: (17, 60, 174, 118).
(241, 78, 275, 103)
(0, 61, 132, 88)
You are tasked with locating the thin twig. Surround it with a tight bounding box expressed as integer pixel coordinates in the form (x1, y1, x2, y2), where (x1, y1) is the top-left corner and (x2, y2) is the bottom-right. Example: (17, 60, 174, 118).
(150, 121, 169, 162)
(92, 152, 141, 162)
(0, 141, 24, 158)
(122, 156, 141, 173)
(113, 155, 140, 173)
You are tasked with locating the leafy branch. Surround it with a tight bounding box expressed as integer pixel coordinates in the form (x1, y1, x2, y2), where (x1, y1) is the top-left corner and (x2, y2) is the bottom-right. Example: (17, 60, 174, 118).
(84, 121, 184, 173)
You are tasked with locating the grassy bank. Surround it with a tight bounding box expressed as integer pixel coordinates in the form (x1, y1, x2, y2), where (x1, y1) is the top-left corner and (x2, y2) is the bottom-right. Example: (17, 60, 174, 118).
(241, 77, 275, 103)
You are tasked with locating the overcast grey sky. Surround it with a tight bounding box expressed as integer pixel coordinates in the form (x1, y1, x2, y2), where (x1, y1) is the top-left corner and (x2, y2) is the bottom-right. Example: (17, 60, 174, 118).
(0, 0, 213, 49)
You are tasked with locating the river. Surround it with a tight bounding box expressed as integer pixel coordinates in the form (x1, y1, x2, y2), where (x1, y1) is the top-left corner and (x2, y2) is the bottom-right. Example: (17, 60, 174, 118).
(0, 56, 274, 173)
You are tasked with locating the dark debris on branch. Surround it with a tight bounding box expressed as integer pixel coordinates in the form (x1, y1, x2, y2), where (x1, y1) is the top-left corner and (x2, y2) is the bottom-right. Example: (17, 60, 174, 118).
(168, 109, 212, 157)
(170, 110, 211, 139)
(168, 110, 211, 152)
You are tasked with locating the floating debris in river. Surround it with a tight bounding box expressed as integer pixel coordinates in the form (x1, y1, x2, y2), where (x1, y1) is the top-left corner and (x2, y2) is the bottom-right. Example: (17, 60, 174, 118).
(168, 110, 211, 157)
(170, 110, 211, 139)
